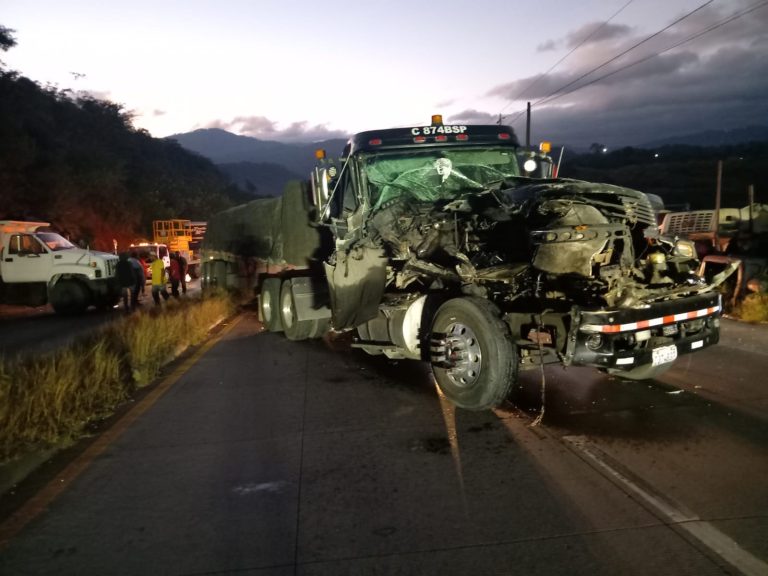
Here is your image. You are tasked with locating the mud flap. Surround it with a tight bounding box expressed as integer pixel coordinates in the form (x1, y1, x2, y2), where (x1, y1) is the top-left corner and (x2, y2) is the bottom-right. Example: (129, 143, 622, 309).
(324, 246, 387, 330)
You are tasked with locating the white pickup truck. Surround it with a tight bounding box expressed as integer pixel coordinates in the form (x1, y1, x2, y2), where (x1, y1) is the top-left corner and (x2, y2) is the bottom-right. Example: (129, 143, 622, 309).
(0, 220, 120, 314)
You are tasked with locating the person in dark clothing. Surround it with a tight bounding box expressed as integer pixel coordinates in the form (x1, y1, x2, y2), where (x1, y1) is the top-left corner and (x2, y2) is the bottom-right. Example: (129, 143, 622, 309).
(176, 251, 188, 294)
(128, 251, 145, 307)
(115, 252, 138, 312)
(168, 252, 181, 298)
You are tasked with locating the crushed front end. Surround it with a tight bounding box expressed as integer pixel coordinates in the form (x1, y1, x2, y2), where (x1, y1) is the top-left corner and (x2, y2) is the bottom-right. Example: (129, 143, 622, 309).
(361, 160, 726, 377)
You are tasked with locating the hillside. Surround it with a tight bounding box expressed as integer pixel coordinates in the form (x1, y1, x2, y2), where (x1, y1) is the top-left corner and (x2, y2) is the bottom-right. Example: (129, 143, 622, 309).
(168, 129, 347, 194)
(562, 143, 768, 210)
(640, 126, 768, 149)
(0, 72, 246, 251)
(218, 161, 304, 196)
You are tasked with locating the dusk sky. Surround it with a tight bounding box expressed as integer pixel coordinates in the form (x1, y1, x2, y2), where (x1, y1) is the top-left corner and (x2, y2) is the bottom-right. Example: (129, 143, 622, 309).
(4, 0, 768, 148)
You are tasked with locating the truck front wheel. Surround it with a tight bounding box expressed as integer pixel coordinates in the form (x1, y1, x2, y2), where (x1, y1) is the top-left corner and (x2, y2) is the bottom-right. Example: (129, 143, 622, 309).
(430, 297, 517, 410)
(260, 278, 283, 332)
(50, 280, 89, 314)
(280, 279, 313, 341)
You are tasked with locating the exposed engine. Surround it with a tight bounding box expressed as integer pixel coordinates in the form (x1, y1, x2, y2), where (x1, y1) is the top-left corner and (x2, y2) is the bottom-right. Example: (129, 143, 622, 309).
(367, 178, 710, 312)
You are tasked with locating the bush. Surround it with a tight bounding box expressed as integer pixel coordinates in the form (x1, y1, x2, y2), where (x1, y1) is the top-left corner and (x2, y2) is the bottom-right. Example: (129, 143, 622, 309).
(0, 294, 234, 462)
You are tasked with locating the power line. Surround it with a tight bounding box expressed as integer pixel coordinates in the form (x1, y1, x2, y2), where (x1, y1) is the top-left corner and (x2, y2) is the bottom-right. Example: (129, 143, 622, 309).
(505, 0, 715, 126)
(498, 0, 636, 118)
(532, 0, 768, 109)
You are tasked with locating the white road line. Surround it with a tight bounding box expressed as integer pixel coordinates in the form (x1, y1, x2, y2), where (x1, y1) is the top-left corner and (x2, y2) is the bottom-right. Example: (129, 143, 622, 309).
(562, 435, 768, 576)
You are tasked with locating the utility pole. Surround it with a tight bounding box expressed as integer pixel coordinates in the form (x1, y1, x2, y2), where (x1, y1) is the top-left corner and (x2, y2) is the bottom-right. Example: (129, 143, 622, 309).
(748, 184, 755, 234)
(714, 160, 722, 250)
(526, 102, 531, 148)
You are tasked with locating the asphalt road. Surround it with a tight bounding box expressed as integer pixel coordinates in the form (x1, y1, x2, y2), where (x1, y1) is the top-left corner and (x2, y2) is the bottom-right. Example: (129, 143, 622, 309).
(0, 310, 766, 575)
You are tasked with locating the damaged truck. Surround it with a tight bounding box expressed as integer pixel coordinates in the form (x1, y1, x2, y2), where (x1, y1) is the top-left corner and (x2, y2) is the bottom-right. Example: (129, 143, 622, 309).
(201, 117, 725, 410)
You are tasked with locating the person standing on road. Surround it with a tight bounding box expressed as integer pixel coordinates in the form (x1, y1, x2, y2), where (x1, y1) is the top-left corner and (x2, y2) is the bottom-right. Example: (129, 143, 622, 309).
(116, 252, 138, 312)
(168, 252, 181, 298)
(150, 256, 170, 305)
(176, 251, 188, 294)
(128, 251, 145, 307)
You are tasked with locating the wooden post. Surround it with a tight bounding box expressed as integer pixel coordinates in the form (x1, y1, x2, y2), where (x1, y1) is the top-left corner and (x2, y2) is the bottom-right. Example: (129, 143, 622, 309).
(748, 184, 755, 234)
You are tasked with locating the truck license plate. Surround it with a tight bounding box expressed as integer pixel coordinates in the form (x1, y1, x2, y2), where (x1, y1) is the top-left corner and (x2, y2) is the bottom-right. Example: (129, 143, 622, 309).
(651, 344, 678, 366)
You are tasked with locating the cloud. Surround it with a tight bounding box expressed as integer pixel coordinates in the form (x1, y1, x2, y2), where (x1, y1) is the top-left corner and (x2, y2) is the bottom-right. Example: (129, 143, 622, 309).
(538, 21, 631, 52)
(565, 22, 631, 48)
(201, 115, 348, 142)
(484, 1, 768, 148)
(447, 109, 499, 125)
(152, 109, 166, 117)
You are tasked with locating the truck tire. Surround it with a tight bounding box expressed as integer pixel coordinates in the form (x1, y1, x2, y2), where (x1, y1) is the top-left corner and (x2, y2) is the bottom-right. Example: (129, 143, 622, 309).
(260, 278, 283, 332)
(430, 297, 517, 410)
(309, 317, 330, 339)
(280, 279, 313, 341)
(50, 280, 89, 314)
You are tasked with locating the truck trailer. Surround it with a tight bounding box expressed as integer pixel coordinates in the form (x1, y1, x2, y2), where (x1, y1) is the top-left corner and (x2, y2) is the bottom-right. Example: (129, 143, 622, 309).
(202, 117, 725, 410)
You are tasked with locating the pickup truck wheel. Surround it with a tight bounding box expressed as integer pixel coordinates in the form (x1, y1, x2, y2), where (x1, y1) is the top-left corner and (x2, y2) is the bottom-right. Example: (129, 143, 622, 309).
(260, 278, 283, 332)
(50, 280, 89, 314)
(430, 297, 517, 410)
(280, 279, 313, 341)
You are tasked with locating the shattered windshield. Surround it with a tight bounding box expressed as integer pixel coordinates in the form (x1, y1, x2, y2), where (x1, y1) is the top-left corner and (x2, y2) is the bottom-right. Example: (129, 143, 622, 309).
(363, 147, 520, 210)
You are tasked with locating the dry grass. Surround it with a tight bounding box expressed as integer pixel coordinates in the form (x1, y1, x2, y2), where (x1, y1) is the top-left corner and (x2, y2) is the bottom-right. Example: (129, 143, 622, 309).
(0, 294, 234, 462)
(734, 292, 768, 323)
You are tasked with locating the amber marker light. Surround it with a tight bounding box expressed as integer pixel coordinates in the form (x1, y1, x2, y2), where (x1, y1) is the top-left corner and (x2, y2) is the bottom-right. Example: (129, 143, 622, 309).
(314, 149, 326, 160)
(539, 141, 552, 153)
(431, 114, 443, 125)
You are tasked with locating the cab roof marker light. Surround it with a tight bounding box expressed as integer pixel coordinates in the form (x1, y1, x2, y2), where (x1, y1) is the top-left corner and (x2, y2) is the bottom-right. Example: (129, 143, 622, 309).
(414, 136, 427, 143)
(456, 134, 469, 141)
(368, 138, 382, 146)
(435, 135, 447, 142)
(498, 133, 511, 140)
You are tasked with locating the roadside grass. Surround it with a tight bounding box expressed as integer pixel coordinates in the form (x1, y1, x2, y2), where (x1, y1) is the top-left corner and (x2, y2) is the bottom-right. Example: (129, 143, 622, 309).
(0, 293, 234, 463)
(734, 292, 768, 323)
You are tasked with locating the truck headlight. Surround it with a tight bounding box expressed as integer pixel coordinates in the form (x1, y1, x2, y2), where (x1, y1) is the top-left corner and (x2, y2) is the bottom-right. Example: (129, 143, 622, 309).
(649, 252, 666, 265)
(673, 239, 696, 259)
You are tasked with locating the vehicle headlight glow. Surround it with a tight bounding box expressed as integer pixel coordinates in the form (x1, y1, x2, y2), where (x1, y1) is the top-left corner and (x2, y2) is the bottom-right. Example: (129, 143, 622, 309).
(673, 239, 696, 259)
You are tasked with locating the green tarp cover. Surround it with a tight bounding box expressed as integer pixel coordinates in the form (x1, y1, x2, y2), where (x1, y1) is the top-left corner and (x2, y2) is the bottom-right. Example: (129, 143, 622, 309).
(203, 181, 322, 266)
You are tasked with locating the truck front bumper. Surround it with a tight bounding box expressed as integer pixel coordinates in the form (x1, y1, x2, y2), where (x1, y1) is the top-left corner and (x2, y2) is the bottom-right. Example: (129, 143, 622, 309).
(567, 292, 721, 372)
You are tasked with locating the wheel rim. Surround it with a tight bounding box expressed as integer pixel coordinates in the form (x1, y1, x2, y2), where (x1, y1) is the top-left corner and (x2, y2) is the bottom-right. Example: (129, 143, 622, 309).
(443, 321, 482, 388)
(262, 290, 273, 323)
(281, 287, 294, 330)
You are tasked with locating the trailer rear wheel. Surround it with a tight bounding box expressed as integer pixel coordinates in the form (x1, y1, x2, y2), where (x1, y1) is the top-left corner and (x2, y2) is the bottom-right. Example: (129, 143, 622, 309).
(260, 278, 283, 332)
(430, 297, 517, 410)
(50, 280, 89, 314)
(280, 279, 313, 341)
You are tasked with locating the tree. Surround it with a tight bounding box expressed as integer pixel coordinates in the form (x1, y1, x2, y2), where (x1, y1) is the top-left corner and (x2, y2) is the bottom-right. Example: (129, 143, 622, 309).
(0, 26, 15, 51)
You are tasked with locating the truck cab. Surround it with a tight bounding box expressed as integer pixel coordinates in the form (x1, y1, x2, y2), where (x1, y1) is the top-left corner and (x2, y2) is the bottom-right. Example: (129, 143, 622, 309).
(0, 221, 120, 313)
(304, 117, 723, 409)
